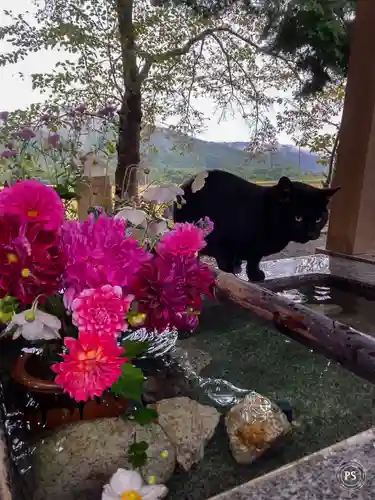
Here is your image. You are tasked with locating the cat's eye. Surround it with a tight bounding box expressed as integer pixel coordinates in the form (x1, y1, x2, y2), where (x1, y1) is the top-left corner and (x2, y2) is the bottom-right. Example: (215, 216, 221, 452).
(295, 216, 303, 222)
(316, 217, 322, 223)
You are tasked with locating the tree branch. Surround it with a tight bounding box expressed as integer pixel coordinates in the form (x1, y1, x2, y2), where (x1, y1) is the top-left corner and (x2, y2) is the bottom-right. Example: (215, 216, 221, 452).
(139, 25, 303, 84)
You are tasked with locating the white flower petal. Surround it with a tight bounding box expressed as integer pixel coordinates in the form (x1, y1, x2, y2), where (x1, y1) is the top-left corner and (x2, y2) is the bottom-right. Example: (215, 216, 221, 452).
(147, 220, 168, 237)
(115, 207, 147, 226)
(36, 310, 61, 330)
(21, 319, 45, 341)
(191, 171, 208, 193)
(12, 311, 28, 326)
(12, 328, 22, 340)
(142, 184, 183, 204)
(40, 326, 60, 340)
(109, 469, 143, 495)
(140, 485, 169, 499)
(101, 484, 119, 500)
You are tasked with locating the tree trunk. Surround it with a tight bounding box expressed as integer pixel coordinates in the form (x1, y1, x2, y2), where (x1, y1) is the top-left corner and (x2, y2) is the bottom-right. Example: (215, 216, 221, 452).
(116, 87, 142, 199)
(116, 0, 141, 201)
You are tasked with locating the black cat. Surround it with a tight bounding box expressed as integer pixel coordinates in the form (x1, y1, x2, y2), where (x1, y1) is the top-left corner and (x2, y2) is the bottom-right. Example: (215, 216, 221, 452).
(173, 169, 340, 281)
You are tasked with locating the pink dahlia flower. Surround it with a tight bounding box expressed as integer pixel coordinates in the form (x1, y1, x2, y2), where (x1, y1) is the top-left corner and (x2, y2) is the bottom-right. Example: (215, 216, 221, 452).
(156, 222, 206, 258)
(61, 214, 152, 299)
(51, 332, 126, 402)
(0, 179, 65, 231)
(71, 285, 134, 337)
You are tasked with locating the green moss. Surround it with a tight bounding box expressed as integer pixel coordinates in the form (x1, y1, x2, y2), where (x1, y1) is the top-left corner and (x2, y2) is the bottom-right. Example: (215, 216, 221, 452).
(167, 301, 373, 500)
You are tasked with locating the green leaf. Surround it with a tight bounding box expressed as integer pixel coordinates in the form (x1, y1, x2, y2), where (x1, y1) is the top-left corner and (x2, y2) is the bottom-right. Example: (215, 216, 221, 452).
(122, 340, 151, 360)
(128, 441, 149, 468)
(111, 363, 145, 401)
(132, 407, 158, 426)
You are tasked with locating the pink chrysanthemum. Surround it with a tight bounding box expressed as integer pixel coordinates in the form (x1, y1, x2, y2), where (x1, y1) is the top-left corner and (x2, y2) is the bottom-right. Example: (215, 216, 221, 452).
(156, 222, 206, 258)
(0, 179, 65, 231)
(71, 285, 134, 337)
(132, 255, 215, 332)
(51, 332, 126, 402)
(0, 214, 66, 304)
(62, 214, 152, 301)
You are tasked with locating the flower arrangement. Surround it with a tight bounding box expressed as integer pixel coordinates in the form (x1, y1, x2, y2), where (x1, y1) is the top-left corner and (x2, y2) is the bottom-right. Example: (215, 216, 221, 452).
(0, 178, 215, 411)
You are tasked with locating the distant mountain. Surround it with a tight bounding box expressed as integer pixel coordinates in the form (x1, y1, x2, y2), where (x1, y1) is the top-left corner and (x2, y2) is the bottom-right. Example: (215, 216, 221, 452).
(140, 128, 327, 184)
(222, 141, 325, 174)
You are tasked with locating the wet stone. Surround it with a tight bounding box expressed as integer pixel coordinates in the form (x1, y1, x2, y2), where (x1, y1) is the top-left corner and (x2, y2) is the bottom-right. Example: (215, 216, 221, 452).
(32, 417, 176, 500)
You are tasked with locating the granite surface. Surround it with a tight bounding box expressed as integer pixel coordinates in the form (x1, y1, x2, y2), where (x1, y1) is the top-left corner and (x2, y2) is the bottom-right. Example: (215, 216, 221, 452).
(207, 428, 375, 500)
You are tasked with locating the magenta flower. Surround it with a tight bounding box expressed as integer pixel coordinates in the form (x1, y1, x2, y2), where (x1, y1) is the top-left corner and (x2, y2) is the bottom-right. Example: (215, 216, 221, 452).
(0, 179, 65, 231)
(13, 128, 36, 141)
(71, 284, 134, 337)
(156, 222, 206, 258)
(51, 332, 126, 401)
(62, 214, 152, 299)
(48, 133, 60, 149)
(132, 255, 214, 332)
(1, 149, 17, 159)
(196, 216, 214, 237)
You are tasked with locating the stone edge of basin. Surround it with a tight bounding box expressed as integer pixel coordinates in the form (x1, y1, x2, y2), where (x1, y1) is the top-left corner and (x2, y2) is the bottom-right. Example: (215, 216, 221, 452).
(206, 427, 375, 500)
(0, 426, 12, 500)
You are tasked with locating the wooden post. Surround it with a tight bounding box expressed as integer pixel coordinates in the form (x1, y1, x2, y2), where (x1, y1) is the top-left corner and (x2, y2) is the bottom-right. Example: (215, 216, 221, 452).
(325, 0, 375, 259)
(77, 176, 113, 220)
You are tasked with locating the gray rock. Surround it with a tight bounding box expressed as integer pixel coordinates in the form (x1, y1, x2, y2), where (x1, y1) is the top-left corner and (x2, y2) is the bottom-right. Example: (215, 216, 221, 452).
(154, 397, 220, 471)
(32, 418, 176, 500)
(225, 392, 292, 465)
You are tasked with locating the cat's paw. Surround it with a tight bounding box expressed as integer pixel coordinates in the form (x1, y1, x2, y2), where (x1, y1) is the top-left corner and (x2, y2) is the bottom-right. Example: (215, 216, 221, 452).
(246, 268, 265, 282)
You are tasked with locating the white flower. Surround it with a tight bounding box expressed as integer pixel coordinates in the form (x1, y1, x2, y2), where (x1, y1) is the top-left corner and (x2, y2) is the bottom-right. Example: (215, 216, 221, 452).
(147, 220, 168, 237)
(8, 309, 61, 341)
(115, 207, 148, 227)
(83, 153, 109, 177)
(102, 469, 168, 500)
(142, 184, 184, 204)
(191, 170, 208, 193)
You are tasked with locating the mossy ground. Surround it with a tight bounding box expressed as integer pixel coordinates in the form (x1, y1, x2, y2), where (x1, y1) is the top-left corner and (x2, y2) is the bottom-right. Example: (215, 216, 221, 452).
(167, 301, 374, 500)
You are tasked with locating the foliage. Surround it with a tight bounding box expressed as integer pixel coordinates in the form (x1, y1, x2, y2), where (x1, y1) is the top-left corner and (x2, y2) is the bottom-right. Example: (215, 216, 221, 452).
(155, 0, 355, 95)
(111, 363, 145, 402)
(0, 0, 313, 160)
(128, 440, 149, 468)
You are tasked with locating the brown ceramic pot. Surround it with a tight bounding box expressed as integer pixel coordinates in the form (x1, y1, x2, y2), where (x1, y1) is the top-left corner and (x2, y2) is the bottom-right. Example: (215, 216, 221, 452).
(12, 352, 128, 430)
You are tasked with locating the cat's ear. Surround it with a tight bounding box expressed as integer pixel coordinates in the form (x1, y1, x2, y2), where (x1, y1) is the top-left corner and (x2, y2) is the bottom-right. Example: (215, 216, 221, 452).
(322, 186, 341, 199)
(277, 176, 293, 202)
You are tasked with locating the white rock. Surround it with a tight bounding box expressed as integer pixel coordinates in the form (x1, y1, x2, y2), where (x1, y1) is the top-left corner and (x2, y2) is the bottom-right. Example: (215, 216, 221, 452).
(225, 392, 292, 464)
(153, 397, 220, 471)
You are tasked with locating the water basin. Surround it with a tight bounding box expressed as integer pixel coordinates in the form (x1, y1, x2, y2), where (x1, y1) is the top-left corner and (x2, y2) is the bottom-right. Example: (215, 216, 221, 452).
(0, 299, 373, 500)
(267, 275, 375, 337)
(166, 300, 373, 500)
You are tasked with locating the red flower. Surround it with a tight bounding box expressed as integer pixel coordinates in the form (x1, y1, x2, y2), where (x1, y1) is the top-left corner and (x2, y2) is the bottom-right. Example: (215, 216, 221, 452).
(51, 332, 126, 402)
(0, 215, 66, 304)
(131, 255, 215, 332)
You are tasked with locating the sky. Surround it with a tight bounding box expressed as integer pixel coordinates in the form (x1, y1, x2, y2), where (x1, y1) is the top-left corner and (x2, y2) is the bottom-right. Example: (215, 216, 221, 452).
(0, 0, 294, 144)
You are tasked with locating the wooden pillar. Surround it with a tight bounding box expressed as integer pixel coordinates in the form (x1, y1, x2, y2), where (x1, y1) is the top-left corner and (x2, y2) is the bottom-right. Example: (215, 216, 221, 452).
(326, 0, 375, 258)
(77, 176, 113, 220)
